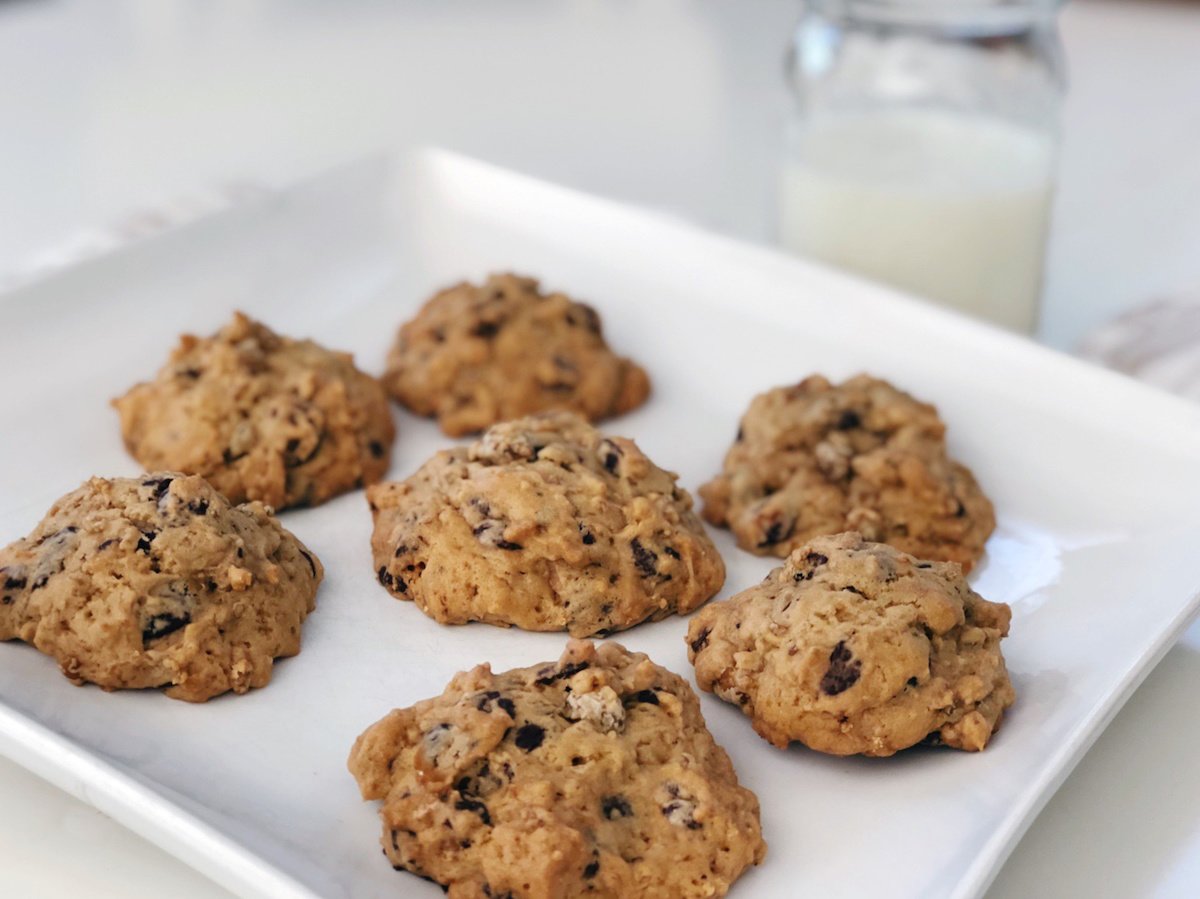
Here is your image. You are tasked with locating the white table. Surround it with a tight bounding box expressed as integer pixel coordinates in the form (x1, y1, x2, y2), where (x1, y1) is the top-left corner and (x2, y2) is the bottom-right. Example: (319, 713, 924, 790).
(2, 1, 1199, 896)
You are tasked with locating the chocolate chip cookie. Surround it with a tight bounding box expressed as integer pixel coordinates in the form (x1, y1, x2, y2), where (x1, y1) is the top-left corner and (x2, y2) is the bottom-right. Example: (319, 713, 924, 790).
(367, 411, 724, 636)
(0, 473, 323, 701)
(114, 312, 395, 510)
(687, 532, 1014, 757)
(348, 639, 766, 897)
(700, 374, 995, 570)
(383, 273, 651, 436)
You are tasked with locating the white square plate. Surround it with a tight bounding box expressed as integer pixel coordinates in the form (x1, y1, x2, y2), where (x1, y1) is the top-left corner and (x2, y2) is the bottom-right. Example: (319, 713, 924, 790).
(2, 150, 1200, 899)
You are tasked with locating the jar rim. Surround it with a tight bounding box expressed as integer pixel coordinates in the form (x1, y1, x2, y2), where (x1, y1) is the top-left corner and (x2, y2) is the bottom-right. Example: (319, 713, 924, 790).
(810, 0, 1062, 32)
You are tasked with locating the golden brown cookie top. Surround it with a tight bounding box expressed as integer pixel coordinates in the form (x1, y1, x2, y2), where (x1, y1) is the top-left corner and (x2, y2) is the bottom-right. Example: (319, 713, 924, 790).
(699, 373, 994, 570)
(384, 273, 650, 436)
(687, 532, 1014, 757)
(348, 639, 765, 898)
(113, 312, 394, 510)
(0, 473, 322, 701)
(367, 411, 724, 636)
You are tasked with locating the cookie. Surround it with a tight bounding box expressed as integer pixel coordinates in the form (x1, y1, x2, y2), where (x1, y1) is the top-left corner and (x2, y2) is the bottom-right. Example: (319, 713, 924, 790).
(687, 532, 1014, 757)
(0, 473, 323, 701)
(348, 639, 766, 898)
(114, 312, 395, 510)
(383, 273, 650, 436)
(699, 374, 995, 570)
(367, 411, 724, 636)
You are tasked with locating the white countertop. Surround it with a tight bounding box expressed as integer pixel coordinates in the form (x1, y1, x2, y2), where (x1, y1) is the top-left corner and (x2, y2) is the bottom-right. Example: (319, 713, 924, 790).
(2, 1, 1200, 896)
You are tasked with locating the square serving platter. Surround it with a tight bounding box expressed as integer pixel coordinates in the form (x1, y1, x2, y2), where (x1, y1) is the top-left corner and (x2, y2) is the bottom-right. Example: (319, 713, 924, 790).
(2, 150, 1200, 899)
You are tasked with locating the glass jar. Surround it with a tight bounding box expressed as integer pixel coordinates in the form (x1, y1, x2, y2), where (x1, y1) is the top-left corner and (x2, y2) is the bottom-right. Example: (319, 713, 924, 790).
(779, 0, 1066, 333)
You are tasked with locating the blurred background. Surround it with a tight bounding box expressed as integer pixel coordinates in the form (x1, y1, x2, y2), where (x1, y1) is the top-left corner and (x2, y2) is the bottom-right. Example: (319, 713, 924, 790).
(3, 0, 1199, 355)
(3, 1, 1200, 897)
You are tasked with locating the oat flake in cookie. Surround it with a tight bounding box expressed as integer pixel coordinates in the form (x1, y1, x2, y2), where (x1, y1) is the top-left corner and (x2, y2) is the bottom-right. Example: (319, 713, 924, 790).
(348, 640, 766, 898)
(383, 273, 651, 436)
(687, 532, 1014, 757)
(114, 312, 395, 510)
(0, 473, 323, 702)
(367, 411, 724, 636)
(700, 374, 995, 571)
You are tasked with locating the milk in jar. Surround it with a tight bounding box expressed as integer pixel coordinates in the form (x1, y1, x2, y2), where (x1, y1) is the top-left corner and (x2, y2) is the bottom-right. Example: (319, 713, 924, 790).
(780, 109, 1055, 332)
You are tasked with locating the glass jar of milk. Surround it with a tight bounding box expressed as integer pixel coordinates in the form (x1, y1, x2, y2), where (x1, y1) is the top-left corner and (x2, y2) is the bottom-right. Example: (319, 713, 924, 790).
(780, 0, 1065, 332)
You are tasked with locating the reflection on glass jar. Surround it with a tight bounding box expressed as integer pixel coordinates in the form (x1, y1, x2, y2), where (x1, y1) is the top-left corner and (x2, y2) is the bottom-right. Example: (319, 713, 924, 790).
(779, 0, 1066, 333)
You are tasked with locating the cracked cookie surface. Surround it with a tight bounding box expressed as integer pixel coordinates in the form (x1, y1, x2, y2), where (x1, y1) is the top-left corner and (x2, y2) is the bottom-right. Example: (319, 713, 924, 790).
(699, 374, 995, 570)
(0, 473, 323, 701)
(383, 273, 650, 436)
(367, 411, 724, 636)
(114, 312, 395, 510)
(687, 532, 1014, 757)
(348, 639, 765, 898)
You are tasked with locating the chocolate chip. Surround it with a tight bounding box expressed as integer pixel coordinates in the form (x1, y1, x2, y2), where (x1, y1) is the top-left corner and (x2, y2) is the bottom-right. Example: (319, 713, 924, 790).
(907, 677, 919, 687)
(299, 548, 317, 577)
(819, 641, 861, 695)
(187, 498, 209, 515)
(136, 531, 156, 554)
(602, 795, 633, 819)
(97, 539, 117, 551)
(475, 691, 516, 719)
(806, 552, 829, 566)
(453, 796, 492, 826)
(222, 448, 245, 465)
(689, 627, 710, 653)
(142, 476, 173, 497)
(580, 525, 596, 546)
(565, 304, 601, 333)
(623, 689, 659, 706)
(535, 661, 590, 685)
(842, 585, 865, 597)
(582, 861, 600, 879)
(285, 438, 300, 455)
(758, 518, 795, 548)
(514, 723, 545, 751)
(915, 562, 933, 569)
(3, 575, 26, 591)
(597, 439, 622, 474)
(735, 426, 745, 442)
(142, 612, 190, 643)
(954, 500, 967, 518)
(471, 320, 501, 338)
(493, 539, 523, 551)
(180, 367, 202, 379)
(378, 566, 394, 588)
(369, 440, 387, 459)
(630, 538, 657, 577)
(661, 799, 701, 830)
(836, 410, 861, 430)
(663, 546, 681, 560)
